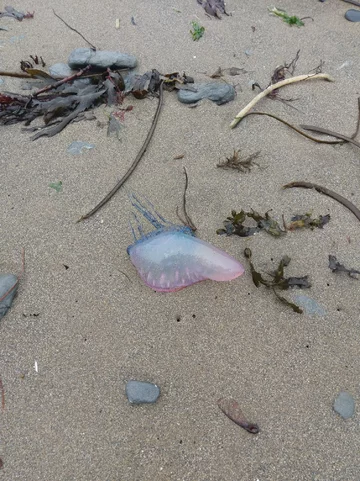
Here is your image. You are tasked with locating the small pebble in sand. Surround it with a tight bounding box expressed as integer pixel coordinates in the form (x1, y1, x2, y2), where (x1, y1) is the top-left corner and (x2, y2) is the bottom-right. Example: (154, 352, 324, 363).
(333, 391, 355, 419)
(177, 82, 235, 105)
(126, 380, 160, 404)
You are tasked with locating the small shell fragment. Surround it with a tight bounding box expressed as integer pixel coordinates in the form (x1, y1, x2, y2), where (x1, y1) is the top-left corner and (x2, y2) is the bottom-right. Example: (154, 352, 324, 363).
(217, 397, 259, 434)
(115, 18, 120, 29)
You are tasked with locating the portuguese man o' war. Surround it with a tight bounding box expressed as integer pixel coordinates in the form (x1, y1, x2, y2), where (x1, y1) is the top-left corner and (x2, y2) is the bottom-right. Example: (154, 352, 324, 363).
(127, 195, 245, 292)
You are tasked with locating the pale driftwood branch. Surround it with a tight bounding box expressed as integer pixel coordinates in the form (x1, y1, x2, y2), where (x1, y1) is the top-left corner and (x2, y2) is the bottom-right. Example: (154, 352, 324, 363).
(230, 73, 334, 129)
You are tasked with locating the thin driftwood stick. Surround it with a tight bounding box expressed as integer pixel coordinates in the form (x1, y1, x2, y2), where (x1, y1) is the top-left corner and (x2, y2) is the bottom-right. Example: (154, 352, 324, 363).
(230, 73, 334, 128)
(77, 82, 164, 222)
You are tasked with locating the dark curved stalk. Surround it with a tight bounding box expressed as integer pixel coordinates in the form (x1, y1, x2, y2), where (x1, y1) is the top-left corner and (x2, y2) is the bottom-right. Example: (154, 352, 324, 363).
(77, 82, 164, 221)
(283, 181, 360, 222)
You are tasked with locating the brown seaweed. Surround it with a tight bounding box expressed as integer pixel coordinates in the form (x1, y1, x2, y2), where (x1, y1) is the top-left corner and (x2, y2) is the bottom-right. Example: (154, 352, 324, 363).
(217, 209, 284, 237)
(197, 0, 229, 18)
(217, 398, 259, 434)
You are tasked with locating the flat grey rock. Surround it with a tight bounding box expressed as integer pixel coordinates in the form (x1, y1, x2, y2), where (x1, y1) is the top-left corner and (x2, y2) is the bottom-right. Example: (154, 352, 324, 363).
(126, 380, 160, 404)
(68, 48, 137, 70)
(345, 9, 360, 22)
(333, 391, 355, 419)
(177, 82, 235, 105)
(0, 274, 18, 320)
(49, 63, 72, 78)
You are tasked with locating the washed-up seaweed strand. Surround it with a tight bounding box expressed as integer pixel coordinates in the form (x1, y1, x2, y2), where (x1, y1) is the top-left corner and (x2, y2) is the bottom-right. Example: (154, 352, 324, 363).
(0, 378, 5, 410)
(300, 126, 360, 150)
(53, 9, 96, 50)
(77, 81, 164, 221)
(283, 182, 360, 222)
(243, 112, 342, 145)
(176, 167, 197, 232)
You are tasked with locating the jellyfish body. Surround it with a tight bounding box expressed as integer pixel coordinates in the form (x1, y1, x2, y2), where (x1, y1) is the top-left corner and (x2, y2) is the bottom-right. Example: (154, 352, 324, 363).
(127, 195, 244, 292)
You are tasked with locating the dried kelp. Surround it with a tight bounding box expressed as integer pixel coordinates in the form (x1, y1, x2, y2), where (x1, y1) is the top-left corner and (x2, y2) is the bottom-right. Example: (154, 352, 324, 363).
(217, 209, 285, 237)
(78, 82, 164, 221)
(217, 398, 259, 434)
(244, 248, 310, 313)
(286, 213, 330, 230)
(210, 67, 246, 78)
(283, 181, 360, 222)
(217, 149, 261, 172)
(176, 167, 197, 232)
(329, 255, 360, 279)
(197, 0, 229, 18)
(129, 70, 194, 98)
(0, 69, 127, 139)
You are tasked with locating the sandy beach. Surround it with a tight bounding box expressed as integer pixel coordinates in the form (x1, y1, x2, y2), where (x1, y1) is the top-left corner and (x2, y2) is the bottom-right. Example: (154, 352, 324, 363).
(1, 1, 360, 480)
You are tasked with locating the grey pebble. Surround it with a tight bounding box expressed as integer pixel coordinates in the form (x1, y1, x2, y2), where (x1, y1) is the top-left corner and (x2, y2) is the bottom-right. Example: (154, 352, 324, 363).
(345, 9, 360, 22)
(0, 274, 19, 320)
(177, 82, 235, 105)
(333, 391, 355, 419)
(126, 380, 160, 404)
(48, 63, 73, 78)
(68, 48, 137, 70)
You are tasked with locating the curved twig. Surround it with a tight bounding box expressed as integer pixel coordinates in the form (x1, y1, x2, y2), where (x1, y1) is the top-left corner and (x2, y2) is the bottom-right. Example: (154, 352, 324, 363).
(77, 82, 164, 222)
(283, 181, 360, 222)
(230, 73, 334, 128)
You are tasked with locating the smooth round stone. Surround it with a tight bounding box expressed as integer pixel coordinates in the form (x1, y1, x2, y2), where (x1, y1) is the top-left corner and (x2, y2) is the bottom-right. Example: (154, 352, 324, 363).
(333, 391, 355, 419)
(345, 9, 360, 22)
(48, 63, 72, 78)
(126, 380, 160, 404)
(177, 82, 235, 105)
(68, 48, 137, 70)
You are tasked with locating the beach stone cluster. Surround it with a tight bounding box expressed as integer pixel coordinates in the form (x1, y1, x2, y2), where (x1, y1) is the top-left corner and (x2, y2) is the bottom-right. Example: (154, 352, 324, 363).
(48, 48, 138, 78)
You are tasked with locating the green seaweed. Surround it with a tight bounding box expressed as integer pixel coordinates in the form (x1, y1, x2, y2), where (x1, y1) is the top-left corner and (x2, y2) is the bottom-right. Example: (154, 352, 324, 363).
(217, 209, 285, 237)
(190, 21, 205, 41)
(49, 181, 63, 192)
(268, 7, 304, 27)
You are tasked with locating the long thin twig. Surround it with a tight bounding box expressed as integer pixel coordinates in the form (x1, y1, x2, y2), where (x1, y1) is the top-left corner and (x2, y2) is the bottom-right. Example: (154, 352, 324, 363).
(32, 66, 91, 97)
(242, 112, 342, 144)
(176, 167, 197, 231)
(283, 181, 360, 222)
(230, 73, 334, 128)
(53, 10, 96, 50)
(77, 82, 164, 222)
